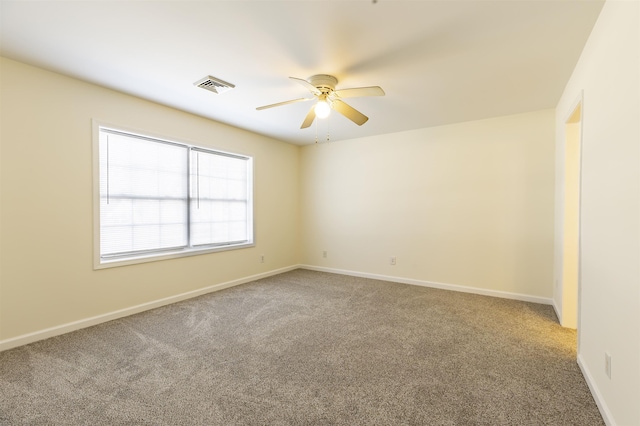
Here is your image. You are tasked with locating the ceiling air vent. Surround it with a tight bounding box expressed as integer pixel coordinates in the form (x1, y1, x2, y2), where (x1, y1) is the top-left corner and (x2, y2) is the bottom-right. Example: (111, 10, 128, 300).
(194, 75, 235, 94)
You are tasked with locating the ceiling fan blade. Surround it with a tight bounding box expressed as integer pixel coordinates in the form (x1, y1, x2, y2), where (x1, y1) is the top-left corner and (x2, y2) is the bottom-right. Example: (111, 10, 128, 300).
(300, 105, 316, 129)
(332, 100, 369, 126)
(256, 98, 311, 110)
(334, 86, 385, 98)
(290, 77, 322, 96)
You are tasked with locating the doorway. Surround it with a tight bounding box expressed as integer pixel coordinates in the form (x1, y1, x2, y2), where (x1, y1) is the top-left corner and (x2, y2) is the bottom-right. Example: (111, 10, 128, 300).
(561, 101, 582, 330)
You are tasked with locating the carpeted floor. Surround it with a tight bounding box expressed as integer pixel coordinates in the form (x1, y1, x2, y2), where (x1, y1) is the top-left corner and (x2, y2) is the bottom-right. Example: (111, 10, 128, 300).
(0, 269, 603, 425)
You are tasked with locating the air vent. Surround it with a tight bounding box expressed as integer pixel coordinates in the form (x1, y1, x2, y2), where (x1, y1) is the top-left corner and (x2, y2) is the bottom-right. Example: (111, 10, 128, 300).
(194, 75, 235, 94)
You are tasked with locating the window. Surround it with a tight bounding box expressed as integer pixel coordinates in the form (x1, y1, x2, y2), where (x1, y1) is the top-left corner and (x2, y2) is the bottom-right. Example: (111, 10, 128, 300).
(94, 124, 253, 268)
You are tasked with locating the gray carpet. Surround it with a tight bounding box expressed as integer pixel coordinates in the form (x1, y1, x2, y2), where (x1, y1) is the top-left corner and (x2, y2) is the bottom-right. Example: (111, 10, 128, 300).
(0, 269, 603, 425)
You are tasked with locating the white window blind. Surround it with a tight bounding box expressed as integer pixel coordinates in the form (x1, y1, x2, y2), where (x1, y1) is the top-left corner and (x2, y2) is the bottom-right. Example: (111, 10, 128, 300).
(190, 149, 250, 246)
(96, 125, 253, 266)
(99, 131, 189, 257)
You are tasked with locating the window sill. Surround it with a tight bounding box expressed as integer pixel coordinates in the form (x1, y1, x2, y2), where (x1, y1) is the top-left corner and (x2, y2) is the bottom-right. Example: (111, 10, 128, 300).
(94, 241, 255, 270)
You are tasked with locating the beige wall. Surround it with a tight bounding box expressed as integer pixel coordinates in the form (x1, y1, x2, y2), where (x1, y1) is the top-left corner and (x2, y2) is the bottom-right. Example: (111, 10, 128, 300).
(0, 57, 300, 342)
(300, 110, 556, 300)
(554, 1, 640, 424)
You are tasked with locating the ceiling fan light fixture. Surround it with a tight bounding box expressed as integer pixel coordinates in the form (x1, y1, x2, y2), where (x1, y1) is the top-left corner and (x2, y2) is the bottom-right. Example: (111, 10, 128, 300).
(315, 99, 331, 119)
(256, 74, 383, 128)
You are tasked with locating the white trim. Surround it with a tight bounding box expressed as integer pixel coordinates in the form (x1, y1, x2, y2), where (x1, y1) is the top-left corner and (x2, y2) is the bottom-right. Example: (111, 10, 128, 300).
(2, 263, 606, 425)
(560, 92, 584, 341)
(578, 354, 615, 426)
(551, 298, 562, 324)
(95, 241, 256, 270)
(564, 90, 584, 124)
(575, 94, 584, 354)
(91, 119, 256, 270)
(0, 264, 557, 352)
(300, 265, 554, 305)
(0, 265, 298, 352)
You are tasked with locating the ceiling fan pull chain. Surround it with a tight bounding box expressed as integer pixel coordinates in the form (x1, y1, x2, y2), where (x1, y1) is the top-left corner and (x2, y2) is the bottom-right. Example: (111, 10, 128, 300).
(315, 117, 318, 144)
(327, 117, 330, 142)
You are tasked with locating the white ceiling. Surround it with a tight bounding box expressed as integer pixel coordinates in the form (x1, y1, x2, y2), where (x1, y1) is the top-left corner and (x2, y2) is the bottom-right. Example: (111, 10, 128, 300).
(1, 0, 604, 145)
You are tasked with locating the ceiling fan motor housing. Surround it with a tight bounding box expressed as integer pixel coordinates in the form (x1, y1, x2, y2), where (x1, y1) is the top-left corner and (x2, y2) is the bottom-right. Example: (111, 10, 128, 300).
(308, 74, 338, 93)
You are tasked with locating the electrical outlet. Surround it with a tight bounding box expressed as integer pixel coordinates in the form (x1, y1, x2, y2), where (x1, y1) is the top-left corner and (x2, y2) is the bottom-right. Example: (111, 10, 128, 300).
(322, 250, 327, 258)
(390, 256, 396, 265)
(605, 352, 611, 379)
(260, 254, 265, 263)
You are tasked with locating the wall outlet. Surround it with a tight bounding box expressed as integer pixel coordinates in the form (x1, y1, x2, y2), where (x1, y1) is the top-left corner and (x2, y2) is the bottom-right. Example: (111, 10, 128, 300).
(260, 254, 265, 263)
(322, 250, 327, 258)
(390, 256, 396, 265)
(605, 352, 611, 379)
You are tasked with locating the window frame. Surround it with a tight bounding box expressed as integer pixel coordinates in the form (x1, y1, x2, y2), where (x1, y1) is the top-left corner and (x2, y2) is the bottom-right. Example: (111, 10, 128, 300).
(92, 120, 255, 269)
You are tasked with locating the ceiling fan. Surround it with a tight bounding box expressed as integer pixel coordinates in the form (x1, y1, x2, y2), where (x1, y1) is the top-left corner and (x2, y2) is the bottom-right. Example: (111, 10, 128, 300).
(256, 74, 385, 129)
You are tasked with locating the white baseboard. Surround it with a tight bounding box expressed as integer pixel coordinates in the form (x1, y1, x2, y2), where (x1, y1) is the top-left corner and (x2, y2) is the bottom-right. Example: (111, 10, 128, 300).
(2, 264, 610, 425)
(0, 264, 555, 352)
(0, 265, 299, 352)
(300, 265, 554, 305)
(578, 354, 615, 426)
